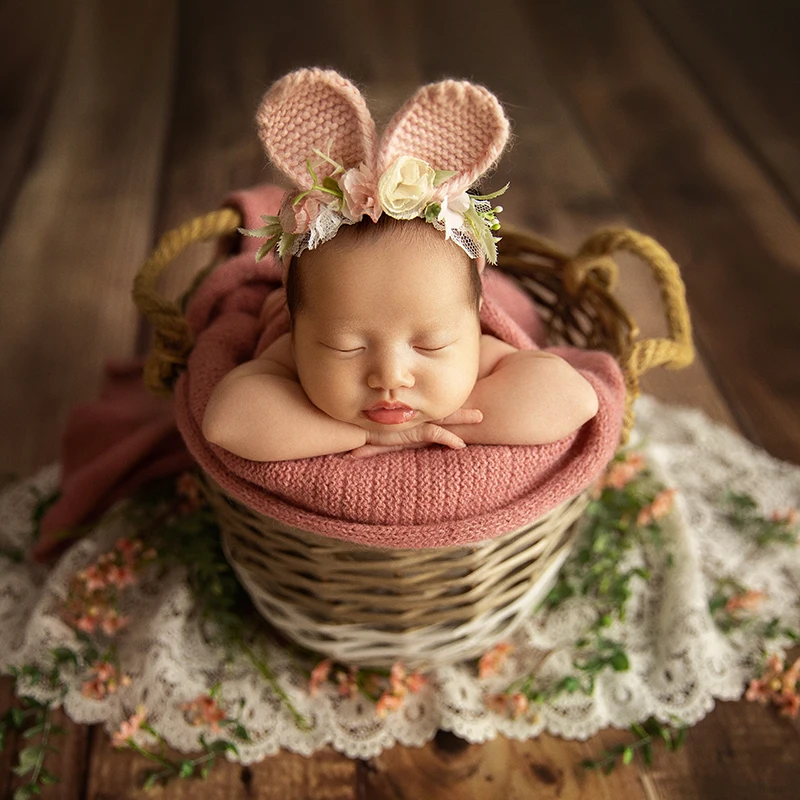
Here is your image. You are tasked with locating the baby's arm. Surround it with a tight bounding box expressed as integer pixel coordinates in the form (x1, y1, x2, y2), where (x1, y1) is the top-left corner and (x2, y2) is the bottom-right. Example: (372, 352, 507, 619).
(203, 334, 476, 461)
(443, 336, 599, 446)
(203, 334, 369, 461)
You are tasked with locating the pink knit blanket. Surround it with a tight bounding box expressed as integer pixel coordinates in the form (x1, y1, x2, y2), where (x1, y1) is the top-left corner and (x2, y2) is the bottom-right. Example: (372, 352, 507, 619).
(173, 185, 625, 549)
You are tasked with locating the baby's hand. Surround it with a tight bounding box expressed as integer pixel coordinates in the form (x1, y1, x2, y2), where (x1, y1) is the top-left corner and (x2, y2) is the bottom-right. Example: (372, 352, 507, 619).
(347, 409, 482, 459)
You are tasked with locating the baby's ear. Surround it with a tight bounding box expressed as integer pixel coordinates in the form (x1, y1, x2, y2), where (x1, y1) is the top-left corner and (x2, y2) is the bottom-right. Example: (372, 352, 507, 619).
(256, 69, 378, 189)
(378, 80, 510, 197)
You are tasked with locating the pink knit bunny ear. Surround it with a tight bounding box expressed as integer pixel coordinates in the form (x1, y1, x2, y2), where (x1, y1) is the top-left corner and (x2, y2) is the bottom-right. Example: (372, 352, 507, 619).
(378, 80, 510, 197)
(256, 69, 378, 189)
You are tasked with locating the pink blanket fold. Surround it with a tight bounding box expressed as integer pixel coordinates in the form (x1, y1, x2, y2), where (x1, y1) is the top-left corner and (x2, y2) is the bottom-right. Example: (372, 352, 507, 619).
(174, 185, 626, 549)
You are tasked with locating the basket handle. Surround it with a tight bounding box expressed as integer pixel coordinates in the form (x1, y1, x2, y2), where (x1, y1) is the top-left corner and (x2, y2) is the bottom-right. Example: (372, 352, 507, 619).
(569, 227, 694, 373)
(132, 207, 243, 396)
(564, 227, 694, 441)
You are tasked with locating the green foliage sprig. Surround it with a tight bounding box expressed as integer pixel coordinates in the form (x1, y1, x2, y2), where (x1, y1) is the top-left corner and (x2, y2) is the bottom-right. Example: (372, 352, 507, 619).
(123, 475, 311, 731)
(510, 454, 674, 704)
(0, 646, 88, 800)
(581, 716, 687, 774)
(721, 490, 798, 547)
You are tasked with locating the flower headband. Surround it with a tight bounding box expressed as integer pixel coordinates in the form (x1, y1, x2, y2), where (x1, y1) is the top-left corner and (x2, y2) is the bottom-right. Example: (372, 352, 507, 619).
(241, 69, 511, 265)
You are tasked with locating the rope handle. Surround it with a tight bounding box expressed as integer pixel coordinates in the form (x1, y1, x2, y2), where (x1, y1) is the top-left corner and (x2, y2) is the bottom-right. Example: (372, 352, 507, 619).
(563, 227, 694, 442)
(566, 227, 694, 375)
(132, 207, 242, 395)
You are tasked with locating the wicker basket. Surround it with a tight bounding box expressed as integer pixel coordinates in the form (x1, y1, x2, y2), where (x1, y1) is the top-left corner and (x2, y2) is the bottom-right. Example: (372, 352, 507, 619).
(133, 209, 693, 667)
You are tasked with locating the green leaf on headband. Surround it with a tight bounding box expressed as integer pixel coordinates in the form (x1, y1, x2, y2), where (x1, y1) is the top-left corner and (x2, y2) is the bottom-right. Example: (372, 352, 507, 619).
(255, 234, 280, 262)
(433, 170, 457, 187)
(311, 147, 346, 176)
(470, 183, 510, 201)
(424, 203, 441, 223)
(277, 233, 297, 260)
(321, 176, 344, 198)
(464, 202, 499, 264)
(238, 222, 281, 239)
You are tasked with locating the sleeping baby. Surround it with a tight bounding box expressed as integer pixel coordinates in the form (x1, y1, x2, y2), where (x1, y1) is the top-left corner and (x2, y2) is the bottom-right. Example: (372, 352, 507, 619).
(202, 69, 598, 461)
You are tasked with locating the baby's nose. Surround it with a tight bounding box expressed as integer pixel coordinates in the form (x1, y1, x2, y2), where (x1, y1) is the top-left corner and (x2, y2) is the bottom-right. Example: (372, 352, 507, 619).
(367, 352, 415, 390)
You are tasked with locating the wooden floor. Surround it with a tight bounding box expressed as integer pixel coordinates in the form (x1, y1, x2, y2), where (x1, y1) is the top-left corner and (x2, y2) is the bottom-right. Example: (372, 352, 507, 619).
(1, 0, 799, 797)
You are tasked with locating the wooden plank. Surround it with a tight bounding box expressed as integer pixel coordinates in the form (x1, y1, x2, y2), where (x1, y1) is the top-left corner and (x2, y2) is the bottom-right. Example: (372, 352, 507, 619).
(0, 0, 176, 797)
(3, 705, 90, 800)
(640, 0, 800, 215)
(85, 735, 358, 799)
(0, 0, 73, 232)
(522, 0, 800, 465)
(0, 0, 177, 477)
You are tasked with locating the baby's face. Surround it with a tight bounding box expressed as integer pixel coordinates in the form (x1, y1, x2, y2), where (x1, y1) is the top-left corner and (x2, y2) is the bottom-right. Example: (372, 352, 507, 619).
(291, 225, 482, 433)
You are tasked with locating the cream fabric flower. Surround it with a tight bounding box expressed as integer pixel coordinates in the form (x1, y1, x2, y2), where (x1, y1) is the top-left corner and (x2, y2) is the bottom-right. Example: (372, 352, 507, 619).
(378, 156, 437, 219)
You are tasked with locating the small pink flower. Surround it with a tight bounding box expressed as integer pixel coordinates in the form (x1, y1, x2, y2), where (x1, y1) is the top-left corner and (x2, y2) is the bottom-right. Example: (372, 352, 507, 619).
(771, 508, 798, 526)
(341, 164, 381, 222)
(389, 663, 408, 696)
(111, 706, 147, 748)
(279, 194, 321, 234)
(336, 668, 359, 699)
(75, 614, 98, 634)
(80, 564, 108, 593)
(92, 660, 116, 682)
(309, 659, 332, 696)
(509, 693, 529, 719)
(604, 452, 647, 490)
(81, 677, 107, 700)
(375, 691, 405, 719)
(181, 694, 226, 732)
(106, 564, 136, 589)
(782, 656, 800, 695)
(99, 609, 130, 636)
(405, 672, 427, 694)
(115, 538, 142, 561)
(484, 693, 510, 714)
(479, 643, 513, 679)
(779, 692, 800, 718)
(725, 590, 766, 615)
(637, 488, 676, 526)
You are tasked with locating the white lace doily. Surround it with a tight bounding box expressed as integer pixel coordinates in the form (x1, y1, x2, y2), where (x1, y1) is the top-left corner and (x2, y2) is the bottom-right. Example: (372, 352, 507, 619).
(1, 396, 799, 761)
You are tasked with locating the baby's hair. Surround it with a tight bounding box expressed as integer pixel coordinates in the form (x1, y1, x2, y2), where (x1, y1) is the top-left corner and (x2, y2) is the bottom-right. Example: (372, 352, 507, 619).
(285, 215, 483, 324)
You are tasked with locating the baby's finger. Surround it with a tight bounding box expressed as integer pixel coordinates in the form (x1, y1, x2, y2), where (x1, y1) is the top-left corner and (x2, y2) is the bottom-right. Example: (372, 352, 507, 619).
(420, 424, 467, 450)
(438, 408, 483, 426)
(348, 442, 429, 459)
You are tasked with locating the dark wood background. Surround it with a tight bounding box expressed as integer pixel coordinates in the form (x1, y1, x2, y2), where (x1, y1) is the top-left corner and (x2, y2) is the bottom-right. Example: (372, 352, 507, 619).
(1, 0, 799, 797)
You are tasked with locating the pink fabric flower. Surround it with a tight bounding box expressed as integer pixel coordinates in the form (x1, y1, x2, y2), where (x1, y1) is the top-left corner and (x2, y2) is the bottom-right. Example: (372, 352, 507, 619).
(111, 706, 147, 748)
(279, 194, 321, 234)
(341, 164, 381, 222)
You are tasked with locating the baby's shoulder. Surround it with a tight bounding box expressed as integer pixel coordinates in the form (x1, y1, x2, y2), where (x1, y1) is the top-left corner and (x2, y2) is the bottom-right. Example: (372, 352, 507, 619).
(478, 334, 517, 378)
(243, 333, 297, 379)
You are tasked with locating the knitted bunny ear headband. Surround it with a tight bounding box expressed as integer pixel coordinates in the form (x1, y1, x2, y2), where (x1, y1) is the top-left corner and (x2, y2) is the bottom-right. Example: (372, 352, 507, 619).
(241, 68, 511, 265)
